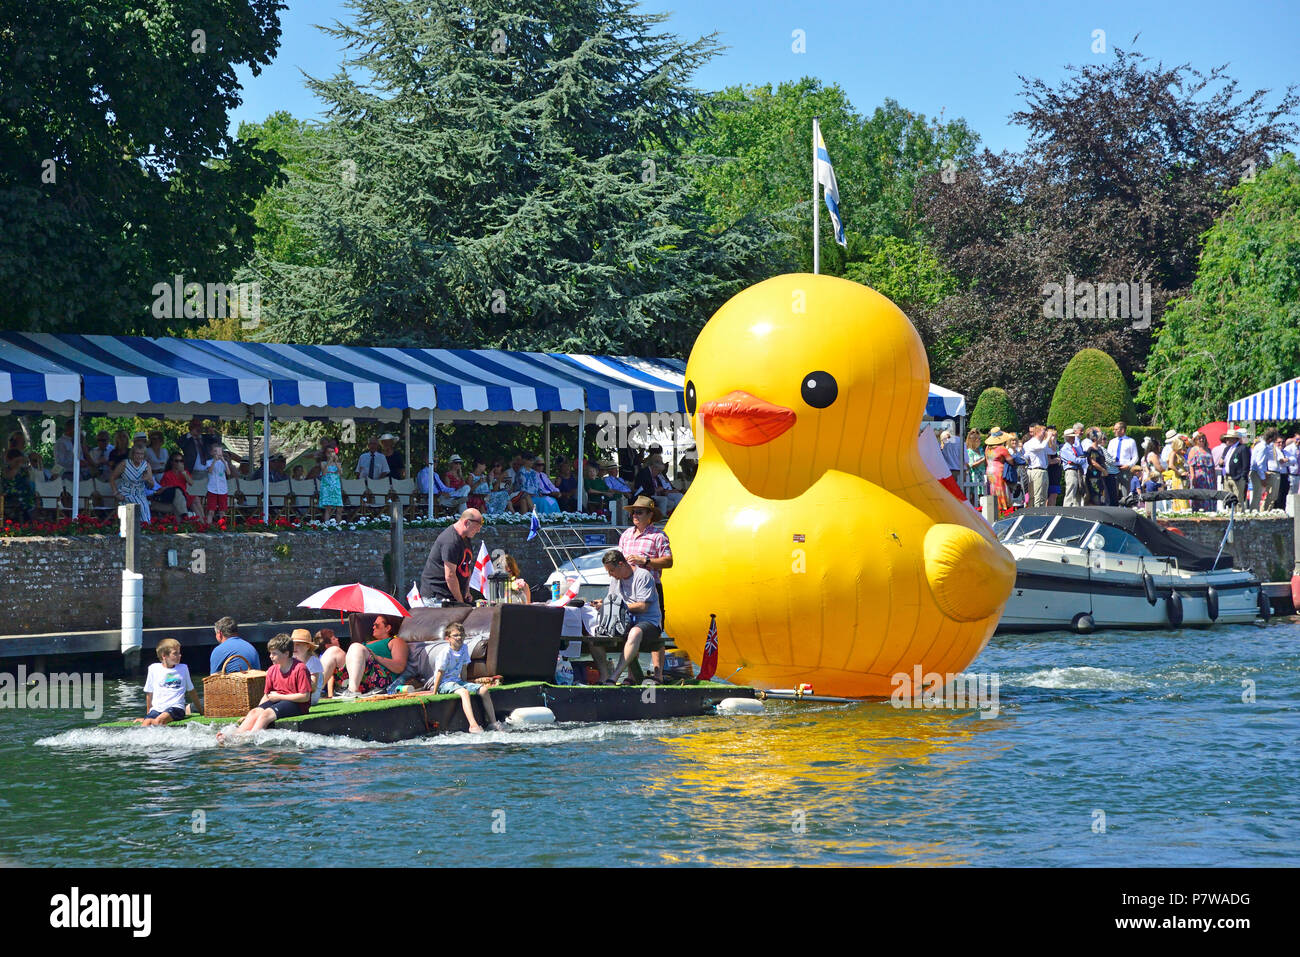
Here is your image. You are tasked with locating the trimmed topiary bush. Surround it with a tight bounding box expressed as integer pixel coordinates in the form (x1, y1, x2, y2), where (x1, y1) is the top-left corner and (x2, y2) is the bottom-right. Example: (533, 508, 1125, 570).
(970, 387, 1020, 433)
(1047, 349, 1137, 431)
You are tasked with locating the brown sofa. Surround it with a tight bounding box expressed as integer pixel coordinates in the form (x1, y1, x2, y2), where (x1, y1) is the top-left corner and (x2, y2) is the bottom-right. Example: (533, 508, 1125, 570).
(347, 604, 564, 683)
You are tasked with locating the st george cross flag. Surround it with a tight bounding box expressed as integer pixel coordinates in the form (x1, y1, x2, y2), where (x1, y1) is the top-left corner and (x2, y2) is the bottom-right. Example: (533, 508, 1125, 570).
(406, 580, 426, 609)
(814, 119, 847, 247)
(527, 508, 541, 541)
(467, 541, 492, 594)
(697, 614, 719, 681)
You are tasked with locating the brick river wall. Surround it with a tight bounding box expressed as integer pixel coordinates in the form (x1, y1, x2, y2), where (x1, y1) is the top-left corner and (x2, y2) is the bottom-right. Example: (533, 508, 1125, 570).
(1159, 513, 1296, 582)
(0, 524, 621, 636)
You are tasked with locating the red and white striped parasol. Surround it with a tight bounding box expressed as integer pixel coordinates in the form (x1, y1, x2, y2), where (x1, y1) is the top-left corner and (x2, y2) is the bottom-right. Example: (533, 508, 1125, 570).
(298, 583, 411, 618)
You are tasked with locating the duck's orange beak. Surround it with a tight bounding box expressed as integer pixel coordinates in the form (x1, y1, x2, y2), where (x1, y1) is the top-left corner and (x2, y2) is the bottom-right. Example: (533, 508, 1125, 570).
(700, 390, 796, 447)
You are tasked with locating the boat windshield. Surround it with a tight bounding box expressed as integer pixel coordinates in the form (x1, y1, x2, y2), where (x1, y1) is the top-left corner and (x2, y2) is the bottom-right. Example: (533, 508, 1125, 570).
(1084, 524, 1153, 556)
(994, 514, 1055, 544)
(558, 549, 609, 574)
(1045, 516, 1096, 548)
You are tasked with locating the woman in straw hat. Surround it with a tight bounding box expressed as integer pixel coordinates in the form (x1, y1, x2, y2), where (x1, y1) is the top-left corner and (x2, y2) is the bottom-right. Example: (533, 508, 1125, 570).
(984, 429, 1015, 516)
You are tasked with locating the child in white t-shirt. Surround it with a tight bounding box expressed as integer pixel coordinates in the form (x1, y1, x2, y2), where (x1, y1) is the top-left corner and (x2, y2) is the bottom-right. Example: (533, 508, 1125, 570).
(429, 623, 500, 733)
(135, 639, 201, 726)
(205, 441, 230, 524)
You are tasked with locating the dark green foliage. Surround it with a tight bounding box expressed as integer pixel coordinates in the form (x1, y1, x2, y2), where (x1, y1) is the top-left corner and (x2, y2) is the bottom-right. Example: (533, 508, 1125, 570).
(1047, 349, 1137, 430)
(915, 50, 1299, 421)
(0, 1, 287, 332)
(970, 387, 1019, 433)
(1138, 153, 1300, 426)
(245, 0, 782, 355)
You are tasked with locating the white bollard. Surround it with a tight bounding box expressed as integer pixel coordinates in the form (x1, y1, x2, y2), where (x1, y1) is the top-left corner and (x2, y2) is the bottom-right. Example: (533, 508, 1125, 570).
(121, 570, 143, 656)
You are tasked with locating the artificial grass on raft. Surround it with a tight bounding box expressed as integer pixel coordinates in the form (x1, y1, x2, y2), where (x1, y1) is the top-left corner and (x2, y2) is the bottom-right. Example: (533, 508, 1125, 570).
(99, 679, 740, 728)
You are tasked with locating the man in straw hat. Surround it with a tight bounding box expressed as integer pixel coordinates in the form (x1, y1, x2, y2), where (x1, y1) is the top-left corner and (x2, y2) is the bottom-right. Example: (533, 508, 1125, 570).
(618, 495, 673, 682)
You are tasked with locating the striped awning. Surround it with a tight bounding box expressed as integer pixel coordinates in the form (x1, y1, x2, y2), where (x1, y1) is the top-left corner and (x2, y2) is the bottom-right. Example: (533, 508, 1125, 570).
(0, 331, 962, 422)
(0, 334, 81, 410)
(925, 383, 967, 419)
(1229, 378, 1300, 422)
(0, 333, 687, 419)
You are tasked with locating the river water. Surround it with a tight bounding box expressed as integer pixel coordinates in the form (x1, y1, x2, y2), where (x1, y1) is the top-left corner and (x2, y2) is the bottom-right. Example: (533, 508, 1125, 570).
(3, 620, 1296, 866)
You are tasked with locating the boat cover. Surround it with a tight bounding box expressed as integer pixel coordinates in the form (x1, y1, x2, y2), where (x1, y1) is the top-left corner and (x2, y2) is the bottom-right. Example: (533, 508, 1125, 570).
(1015, 507, 1236, 571)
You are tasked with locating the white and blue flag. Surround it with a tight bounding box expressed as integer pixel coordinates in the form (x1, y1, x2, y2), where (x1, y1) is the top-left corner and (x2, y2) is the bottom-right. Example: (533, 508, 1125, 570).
(814, 119, 847, 247)
(527, 508, 541, 541)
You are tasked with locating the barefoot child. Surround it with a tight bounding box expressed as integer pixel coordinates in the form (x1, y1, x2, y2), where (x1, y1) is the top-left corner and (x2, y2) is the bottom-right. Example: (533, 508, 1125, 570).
(135, 639, 201, 726)
(223, 634, 310, 737)
(429, 623, 500, 733)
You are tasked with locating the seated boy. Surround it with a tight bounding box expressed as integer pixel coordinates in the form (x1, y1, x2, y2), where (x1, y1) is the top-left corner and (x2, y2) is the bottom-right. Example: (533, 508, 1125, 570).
(428, 622, 501, 733)
(135, 638, 201, 726)
(219, 633, 310, 739)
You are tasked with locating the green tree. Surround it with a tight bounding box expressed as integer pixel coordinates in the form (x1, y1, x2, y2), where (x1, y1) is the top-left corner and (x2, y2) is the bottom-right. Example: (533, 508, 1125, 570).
(1047, 349, 1137, 430)
(1138, 153, 1300, 426)
(917, 50, 1298, 421)
(683, 80, 977, 281)
(0, 1, 287, 333)
(970, 387, 1020, 433)
(246, 0, 781, 356)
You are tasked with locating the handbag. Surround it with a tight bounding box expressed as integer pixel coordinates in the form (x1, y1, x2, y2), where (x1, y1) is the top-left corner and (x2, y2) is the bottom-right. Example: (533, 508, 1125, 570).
(595, 589, 630, 640)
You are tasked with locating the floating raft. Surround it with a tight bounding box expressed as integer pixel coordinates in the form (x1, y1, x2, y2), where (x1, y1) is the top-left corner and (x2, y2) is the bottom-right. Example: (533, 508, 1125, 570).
(101, 681, 758, 743)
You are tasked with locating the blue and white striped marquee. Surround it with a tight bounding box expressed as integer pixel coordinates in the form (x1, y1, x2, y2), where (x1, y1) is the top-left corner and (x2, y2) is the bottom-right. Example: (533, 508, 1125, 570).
(1229, 377, 1300, 423)
(0, 333, 688, 421)
(0, 331, 964, 421)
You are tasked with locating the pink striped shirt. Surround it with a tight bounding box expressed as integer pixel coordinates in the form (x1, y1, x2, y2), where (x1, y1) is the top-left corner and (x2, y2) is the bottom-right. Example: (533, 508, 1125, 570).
(618, 525, 672, 581)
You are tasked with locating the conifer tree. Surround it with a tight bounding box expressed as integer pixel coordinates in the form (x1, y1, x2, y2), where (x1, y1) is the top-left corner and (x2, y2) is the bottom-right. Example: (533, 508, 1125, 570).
(249, 0, 779, 354)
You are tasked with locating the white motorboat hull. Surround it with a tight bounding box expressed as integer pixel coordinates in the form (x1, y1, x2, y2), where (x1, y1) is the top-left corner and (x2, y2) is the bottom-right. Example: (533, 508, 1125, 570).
(991, 508, 1263, 632)
(998, 563, 1262, 632)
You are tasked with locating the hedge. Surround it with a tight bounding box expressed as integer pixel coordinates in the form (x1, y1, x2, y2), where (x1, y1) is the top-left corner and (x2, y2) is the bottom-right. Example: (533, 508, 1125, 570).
(1046, 349, 1137, 431)
(970, 387, 1020, 433)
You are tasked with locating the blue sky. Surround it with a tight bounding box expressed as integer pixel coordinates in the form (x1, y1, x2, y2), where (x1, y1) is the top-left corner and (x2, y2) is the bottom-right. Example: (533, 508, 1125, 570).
(229, 0, 1299, 154)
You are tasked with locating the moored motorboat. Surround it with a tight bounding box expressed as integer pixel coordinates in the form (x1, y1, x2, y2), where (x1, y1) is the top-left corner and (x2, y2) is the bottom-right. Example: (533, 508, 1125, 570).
(993, 506, 1263, 633)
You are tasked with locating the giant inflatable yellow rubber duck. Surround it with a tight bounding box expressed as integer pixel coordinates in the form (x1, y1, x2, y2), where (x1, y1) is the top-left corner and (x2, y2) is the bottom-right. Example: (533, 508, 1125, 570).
(665, 274, 1015, 697)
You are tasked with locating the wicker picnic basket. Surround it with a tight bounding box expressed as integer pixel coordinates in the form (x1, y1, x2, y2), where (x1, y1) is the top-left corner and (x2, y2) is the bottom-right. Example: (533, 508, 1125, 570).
(203, 655, 266, 717)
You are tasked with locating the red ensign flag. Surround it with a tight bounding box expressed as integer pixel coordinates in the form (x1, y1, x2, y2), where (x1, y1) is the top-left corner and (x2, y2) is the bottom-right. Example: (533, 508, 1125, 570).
(698, 614, 719, 681)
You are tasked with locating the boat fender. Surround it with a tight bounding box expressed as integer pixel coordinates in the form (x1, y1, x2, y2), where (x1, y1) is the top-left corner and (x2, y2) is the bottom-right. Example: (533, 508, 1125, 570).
(1166, 589, 1184, 627)
(506, 707, 556, 726)
(1070, 613, 1095, 634)
(716, 697, 764, 715)
(1142, 571, 1158, 606)
(1205, 585, 1219, 623)
(1258, 587, 1271, 621)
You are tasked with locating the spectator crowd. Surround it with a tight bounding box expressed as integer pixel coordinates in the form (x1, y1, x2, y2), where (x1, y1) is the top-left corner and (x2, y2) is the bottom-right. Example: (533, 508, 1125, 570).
(939, 421, 1300, 518)
(4, 417, 695, 526)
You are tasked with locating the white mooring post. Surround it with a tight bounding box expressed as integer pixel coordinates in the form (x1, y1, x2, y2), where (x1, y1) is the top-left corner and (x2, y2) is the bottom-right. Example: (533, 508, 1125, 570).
(119, 503, 143, 673)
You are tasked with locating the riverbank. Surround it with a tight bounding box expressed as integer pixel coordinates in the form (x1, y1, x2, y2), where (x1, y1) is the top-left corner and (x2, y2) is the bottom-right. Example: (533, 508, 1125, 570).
(0, 520, 615, 635)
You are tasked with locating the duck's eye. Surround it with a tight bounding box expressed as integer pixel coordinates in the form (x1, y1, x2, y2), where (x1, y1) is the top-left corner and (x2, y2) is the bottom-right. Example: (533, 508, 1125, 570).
(801, 371, 837, 409)
(685, 380, 697, 416)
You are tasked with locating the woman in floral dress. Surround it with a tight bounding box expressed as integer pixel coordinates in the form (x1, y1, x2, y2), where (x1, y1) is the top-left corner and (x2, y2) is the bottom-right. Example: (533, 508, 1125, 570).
(1187, 432, 1216, 513)
(984, 430, 1015, 516)
(318, 447, 343, 521)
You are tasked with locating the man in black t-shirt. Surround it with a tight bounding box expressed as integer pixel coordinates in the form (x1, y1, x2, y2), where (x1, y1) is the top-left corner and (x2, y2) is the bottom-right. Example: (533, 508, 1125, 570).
(419, 508, 483, 604)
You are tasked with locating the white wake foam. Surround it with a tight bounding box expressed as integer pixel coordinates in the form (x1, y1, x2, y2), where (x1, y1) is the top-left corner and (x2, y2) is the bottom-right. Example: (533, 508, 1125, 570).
(1009, 666, 1151, 691)
(36, 717, 696, 752)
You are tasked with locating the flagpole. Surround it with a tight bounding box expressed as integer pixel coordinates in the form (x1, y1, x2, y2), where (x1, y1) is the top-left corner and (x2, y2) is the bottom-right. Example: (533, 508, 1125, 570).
(812, 116, 820, 275)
